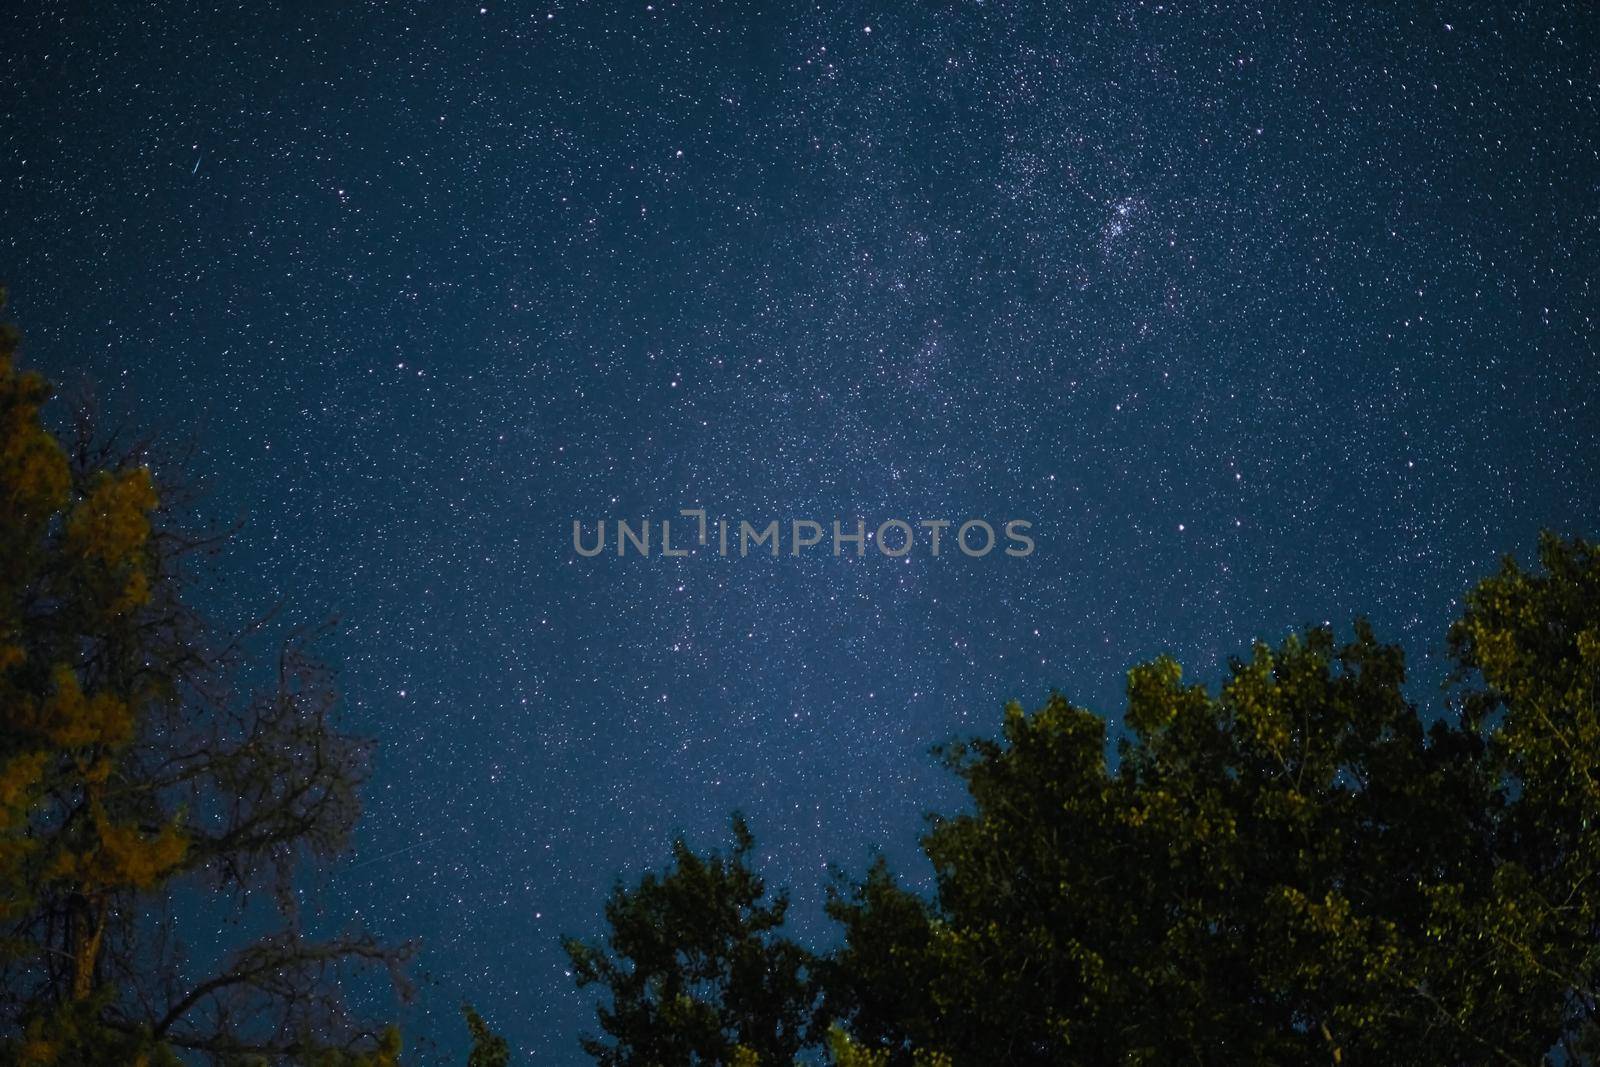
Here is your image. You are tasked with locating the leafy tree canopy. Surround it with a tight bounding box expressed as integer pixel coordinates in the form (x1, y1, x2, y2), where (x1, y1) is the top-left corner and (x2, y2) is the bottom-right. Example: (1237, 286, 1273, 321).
(564, 814, 820, 1066)
(0, 293, 426, 1064)
(572, 533, 1600, 1066)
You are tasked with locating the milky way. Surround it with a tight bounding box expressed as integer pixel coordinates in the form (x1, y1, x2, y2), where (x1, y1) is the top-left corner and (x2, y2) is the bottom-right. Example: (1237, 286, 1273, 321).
(2, 2, 1597, 1058)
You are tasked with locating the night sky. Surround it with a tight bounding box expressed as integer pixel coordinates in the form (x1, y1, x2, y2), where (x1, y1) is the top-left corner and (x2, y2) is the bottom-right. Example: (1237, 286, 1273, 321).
(3, 1, 1597, 1059)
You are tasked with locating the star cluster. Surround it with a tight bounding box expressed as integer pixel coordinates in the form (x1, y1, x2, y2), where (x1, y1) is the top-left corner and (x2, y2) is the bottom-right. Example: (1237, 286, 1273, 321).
(2, 1, 1596, 1058)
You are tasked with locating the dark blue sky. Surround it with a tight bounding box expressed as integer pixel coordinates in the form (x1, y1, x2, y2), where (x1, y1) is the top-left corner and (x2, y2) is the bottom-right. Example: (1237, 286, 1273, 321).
(3, 1, 1596, 1059)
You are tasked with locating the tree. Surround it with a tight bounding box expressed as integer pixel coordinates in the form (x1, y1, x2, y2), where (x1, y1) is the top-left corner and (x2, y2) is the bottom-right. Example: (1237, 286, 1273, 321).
(1447, 533, 1600, 1058)
(569, 534, 1600, 1064)
(0, 292, 409, 1064)
(462, 1004, 509, 1067)
(563, 815, 819, 1066)
(828, 625, 1528, 1063)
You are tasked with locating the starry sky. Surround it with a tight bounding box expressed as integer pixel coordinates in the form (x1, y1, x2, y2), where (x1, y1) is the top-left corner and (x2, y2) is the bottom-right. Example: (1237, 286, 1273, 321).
(2, 1, 1598, 1059)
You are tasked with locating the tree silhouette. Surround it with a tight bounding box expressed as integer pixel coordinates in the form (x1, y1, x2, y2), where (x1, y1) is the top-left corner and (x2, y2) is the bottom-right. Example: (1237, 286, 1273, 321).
(563, 815, 819, 1066)
(571, 534, 1600, 1065)
(0, 291, 410, 1064)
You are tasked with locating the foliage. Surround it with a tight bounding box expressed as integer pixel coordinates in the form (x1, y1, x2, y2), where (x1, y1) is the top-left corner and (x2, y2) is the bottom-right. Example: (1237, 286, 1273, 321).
(0, 293, 410, 1064)
(463, 1005, 509, 1067)
(563, 815, 818, 1066)
(570, 534, 1600, 1065)
(1447, 533, 1600, 1058)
